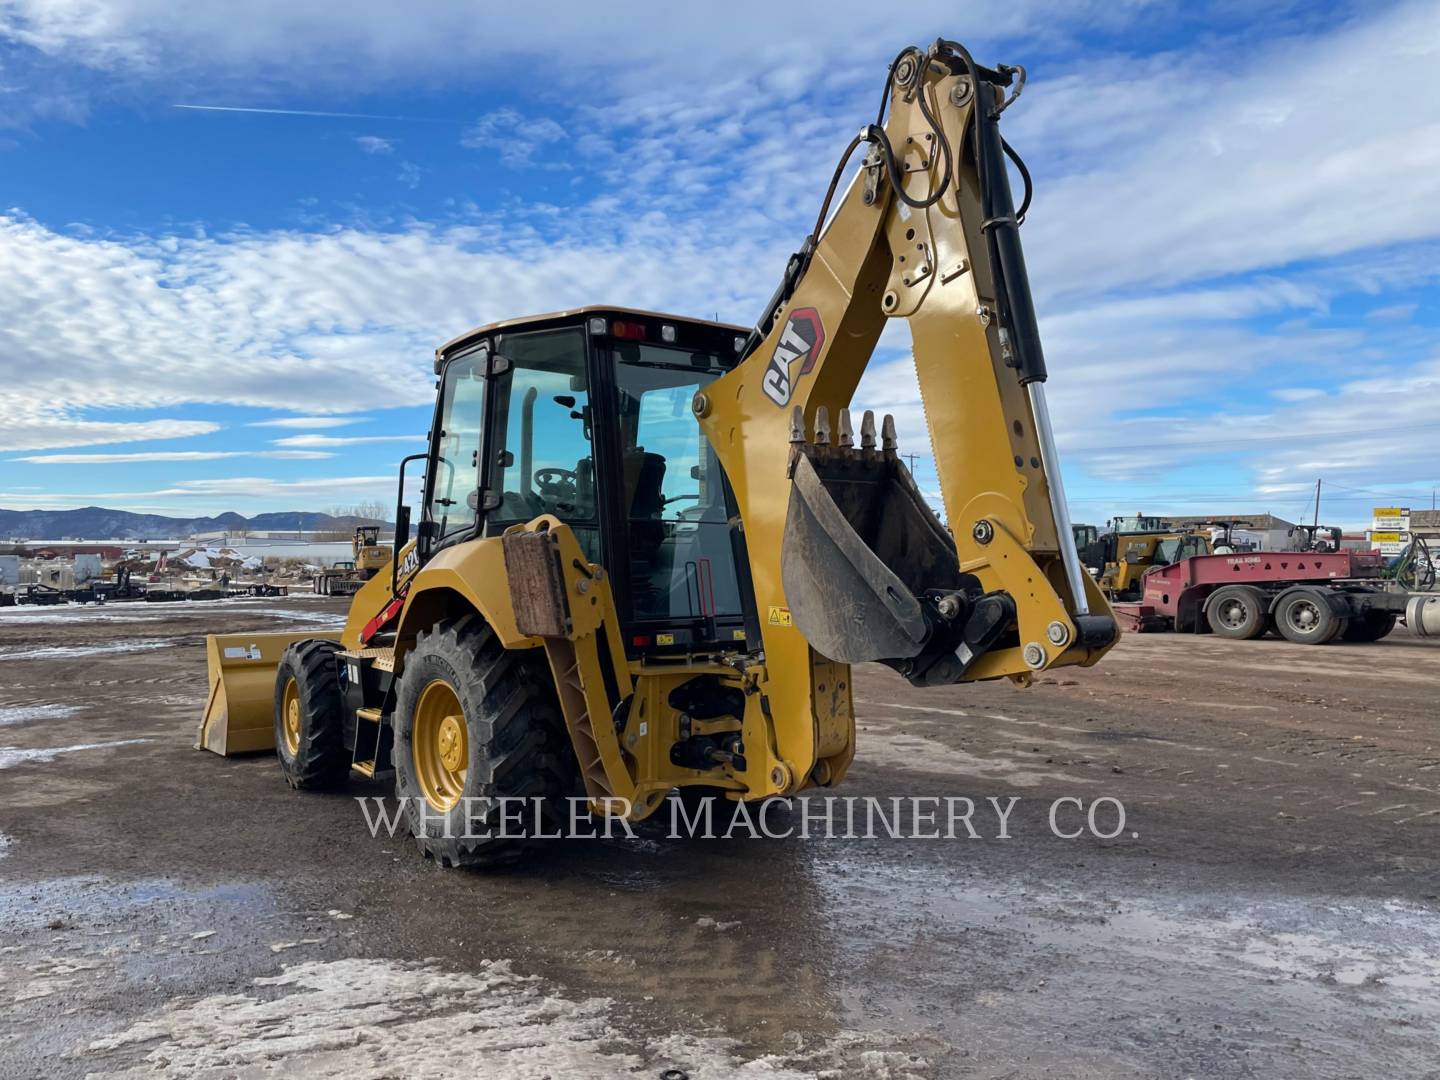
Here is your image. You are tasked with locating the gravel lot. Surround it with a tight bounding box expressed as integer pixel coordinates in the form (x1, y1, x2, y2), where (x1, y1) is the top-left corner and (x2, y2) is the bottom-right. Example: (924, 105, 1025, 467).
(1, 595, 1437, 1078)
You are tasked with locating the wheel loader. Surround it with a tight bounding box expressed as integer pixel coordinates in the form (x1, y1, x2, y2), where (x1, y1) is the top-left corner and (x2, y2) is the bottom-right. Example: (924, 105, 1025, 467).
(197, 38, 1117, 866)
(312, 525, 390, 596)
(1090, 515, 1213, 601)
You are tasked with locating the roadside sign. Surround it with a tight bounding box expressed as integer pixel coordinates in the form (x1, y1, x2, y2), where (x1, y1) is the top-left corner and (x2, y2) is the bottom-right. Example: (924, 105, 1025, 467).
(1368, 530, 1408, 557)
(1372, 507, 1410, 531)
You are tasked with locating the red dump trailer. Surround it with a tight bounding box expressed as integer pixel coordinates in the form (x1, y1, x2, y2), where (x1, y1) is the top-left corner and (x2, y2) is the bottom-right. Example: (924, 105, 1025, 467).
(1112, 550, 1431, 645)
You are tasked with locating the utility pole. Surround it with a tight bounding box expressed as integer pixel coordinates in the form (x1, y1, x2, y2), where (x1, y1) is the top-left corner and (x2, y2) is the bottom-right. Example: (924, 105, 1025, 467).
(904, 452, 920, 474)
(1312, 478, 1321, 531)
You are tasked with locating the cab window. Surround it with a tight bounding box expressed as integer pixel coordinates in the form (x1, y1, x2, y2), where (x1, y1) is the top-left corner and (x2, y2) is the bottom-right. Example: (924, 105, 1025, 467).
(613, 343, 743, 622)
(427, 350, 487, 540)
(487, 327, 599, 553)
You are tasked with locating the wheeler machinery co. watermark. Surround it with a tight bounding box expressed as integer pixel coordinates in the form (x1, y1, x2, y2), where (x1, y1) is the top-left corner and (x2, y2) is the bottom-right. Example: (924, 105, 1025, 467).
(356, 795, 1133, 842)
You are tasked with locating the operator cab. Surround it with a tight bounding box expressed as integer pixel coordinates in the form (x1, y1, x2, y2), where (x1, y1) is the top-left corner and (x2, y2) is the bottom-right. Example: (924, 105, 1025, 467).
(417, 307, 753, 656)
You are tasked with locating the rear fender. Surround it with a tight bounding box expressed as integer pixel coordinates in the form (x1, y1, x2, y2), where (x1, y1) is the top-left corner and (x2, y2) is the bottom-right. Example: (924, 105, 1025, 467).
(392, 534, 543, 668)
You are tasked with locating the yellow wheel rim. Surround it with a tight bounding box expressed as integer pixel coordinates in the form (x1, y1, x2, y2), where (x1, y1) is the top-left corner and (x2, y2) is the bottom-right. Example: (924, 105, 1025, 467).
(281, 676, 301, 756)
(413, 679, 467, 812)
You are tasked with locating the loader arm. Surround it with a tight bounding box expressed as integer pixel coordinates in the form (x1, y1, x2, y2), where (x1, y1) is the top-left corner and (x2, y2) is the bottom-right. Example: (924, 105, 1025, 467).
(698, 40, 1115, 784)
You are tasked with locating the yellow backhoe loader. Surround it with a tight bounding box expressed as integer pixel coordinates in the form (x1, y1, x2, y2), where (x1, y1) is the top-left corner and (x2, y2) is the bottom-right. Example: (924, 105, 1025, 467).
(197, 38, 1117, 866)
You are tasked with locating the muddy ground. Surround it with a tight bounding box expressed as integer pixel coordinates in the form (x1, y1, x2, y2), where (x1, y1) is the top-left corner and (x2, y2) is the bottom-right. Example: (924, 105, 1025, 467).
(0, 595, 1437, 1078)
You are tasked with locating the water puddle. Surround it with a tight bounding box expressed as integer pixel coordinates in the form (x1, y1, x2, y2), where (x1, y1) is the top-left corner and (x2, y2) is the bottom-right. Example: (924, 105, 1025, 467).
(813, 852, 1440, 1076)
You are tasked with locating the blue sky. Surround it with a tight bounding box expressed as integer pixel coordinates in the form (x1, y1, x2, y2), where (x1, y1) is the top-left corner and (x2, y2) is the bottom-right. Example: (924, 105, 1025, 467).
(1, 0, 1438, 528)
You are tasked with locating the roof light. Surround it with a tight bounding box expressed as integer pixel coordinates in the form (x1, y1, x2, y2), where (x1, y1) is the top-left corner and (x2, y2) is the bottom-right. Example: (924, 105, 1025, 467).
(660, 324, 677, 343)
(587, 317, 607, 334)
(611, 320, 647, 340)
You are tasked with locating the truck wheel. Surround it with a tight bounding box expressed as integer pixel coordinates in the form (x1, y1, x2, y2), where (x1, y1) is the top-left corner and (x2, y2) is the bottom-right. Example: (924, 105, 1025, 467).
(273, 640, 348, 789)
(1274, 589, 1344, 645)
(392, 615, 576, 869)
(1206, 586, 1267, 640)
(1342, 611, 1397, 643)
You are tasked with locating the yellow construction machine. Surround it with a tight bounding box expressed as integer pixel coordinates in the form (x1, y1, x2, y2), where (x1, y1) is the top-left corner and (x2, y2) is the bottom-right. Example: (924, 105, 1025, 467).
(1090, 515, 1212, 601)
(313, 525, 390, 596)
(198, 38, 1117, 866)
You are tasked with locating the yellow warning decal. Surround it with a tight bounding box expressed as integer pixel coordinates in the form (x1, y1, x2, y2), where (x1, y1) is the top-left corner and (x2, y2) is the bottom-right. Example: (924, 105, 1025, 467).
(731, 628, 747, 640)
(656, 633, 675, 645)
(767, 605, 792, 627)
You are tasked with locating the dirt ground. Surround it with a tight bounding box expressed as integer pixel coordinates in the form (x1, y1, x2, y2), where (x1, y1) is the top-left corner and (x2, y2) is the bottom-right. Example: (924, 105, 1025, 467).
(1, 595, 1437, 1078)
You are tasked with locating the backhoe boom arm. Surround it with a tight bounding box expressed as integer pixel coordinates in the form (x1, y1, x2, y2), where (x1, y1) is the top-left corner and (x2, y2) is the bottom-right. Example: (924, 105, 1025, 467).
(697, 38, 1116, 788)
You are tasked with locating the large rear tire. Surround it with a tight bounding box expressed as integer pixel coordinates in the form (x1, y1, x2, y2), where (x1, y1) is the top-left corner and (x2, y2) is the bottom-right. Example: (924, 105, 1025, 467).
(392, 615, 576, 869)
(1206, 586, 1268, 640)
(273, 640, 348, 789)
(1274, 588, 1344, 645)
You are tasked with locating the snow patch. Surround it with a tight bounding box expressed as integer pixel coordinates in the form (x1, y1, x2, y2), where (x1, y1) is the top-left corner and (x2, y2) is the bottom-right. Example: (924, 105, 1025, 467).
(0, 739, 151, 769)
(0, 833, 11, 860)
(83, 957, 931, 1079)
(0, 704, 85, 727)
(0, 640, 173, 661)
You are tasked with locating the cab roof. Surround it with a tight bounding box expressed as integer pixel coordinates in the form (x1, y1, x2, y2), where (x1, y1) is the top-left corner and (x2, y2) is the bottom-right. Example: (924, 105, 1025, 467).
(437, 306, 749, 359)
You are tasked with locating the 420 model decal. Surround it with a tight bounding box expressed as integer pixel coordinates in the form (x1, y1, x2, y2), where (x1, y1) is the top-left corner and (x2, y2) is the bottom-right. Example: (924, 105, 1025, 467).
(760, 308, 826, 406)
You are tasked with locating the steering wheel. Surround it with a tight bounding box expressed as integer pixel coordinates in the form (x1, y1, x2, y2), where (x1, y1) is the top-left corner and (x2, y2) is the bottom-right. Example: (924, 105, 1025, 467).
(533, 467, 579, 504)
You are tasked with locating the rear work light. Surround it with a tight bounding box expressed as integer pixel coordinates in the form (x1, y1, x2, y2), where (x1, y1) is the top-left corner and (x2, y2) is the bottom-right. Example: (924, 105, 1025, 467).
(611, 320, 647, 340)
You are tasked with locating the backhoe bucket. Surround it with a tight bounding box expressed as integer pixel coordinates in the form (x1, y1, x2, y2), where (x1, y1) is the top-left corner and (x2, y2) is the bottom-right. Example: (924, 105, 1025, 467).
(781, 409, 961, 664)
(196, 631, 340, 755)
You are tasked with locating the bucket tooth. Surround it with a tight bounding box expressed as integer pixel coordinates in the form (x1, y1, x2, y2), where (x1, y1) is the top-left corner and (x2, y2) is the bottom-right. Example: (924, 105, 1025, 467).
(789, 405, 806, 445)
(837, 408, 854, 448)
(860, 410, 877, 450)
(881, 414, 898, 452)
(814, 406, 831, 446)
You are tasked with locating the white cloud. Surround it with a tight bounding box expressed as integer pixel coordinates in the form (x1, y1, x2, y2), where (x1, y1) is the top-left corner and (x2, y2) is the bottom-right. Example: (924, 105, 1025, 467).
(355, 134, 393, 154)
(461, 107, 566, 169)
(246, 415, 370, 428)
(13, 449, 333, 463)
(1015, 3, 1440, 303)
(2, 415, 219, 453)
(273, 434, 422, 447)
(0, 1, 1082, 94)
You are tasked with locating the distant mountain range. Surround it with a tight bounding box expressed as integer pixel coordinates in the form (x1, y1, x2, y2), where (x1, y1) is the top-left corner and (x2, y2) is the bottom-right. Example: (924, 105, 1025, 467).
(0, 506, 385, 541)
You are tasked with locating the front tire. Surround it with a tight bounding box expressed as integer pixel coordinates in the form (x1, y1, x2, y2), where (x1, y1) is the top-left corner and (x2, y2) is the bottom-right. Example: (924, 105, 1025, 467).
(392, 615, 576, 869)
(273, 640, 348, 789)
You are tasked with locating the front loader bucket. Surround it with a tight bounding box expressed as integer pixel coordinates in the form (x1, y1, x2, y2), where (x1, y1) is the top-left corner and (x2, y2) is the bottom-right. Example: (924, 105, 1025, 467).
(196, 631, 340, 755)
(781, 409, 961, 664)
